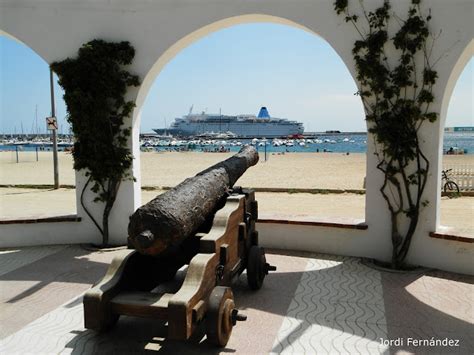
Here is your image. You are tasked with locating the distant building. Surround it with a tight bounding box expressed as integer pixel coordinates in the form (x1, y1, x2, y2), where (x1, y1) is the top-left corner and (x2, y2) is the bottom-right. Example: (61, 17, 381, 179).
(444, 126, 474, 132)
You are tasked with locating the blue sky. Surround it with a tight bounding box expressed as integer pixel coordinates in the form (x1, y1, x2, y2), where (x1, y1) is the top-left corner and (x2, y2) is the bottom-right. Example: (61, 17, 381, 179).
(1, 23, 472, 134)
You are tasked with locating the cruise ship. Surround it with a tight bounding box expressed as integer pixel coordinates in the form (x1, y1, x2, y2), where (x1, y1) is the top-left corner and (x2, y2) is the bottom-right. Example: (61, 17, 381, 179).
(153, 107, 304, 138)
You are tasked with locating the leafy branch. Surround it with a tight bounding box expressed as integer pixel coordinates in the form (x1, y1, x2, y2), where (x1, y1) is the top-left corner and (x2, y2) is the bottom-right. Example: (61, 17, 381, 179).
(335, 0, 438, 268)
(51, 40, 140, 247)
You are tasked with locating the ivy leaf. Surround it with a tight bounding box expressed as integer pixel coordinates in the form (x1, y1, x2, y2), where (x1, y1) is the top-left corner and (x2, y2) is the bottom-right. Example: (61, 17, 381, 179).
(418, 89, 434, 104)
(423, 68, 438, 85)
(423, 112, 438, 122)
(334, 0, 348, 14)
(51, 39, 140, 243)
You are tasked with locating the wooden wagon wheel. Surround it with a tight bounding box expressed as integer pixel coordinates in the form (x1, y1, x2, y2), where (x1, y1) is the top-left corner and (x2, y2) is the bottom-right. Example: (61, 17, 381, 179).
(206, 286, 235, 347)
(247, 246, 276, 290)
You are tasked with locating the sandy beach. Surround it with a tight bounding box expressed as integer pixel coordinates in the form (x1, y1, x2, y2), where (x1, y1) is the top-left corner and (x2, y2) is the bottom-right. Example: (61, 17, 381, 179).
(1, 150, 472, 189)
(1, 150, 473, 235)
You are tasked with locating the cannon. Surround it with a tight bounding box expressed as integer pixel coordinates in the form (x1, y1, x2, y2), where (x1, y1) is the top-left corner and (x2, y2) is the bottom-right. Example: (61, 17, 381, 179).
(128, 144, 259, 255)
(83, 146, 276, 347)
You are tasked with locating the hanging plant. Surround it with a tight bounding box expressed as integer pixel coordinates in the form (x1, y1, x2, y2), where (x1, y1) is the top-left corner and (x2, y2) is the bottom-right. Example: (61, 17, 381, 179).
(334, 0, 438, 268)
(51, 39, 140, 247)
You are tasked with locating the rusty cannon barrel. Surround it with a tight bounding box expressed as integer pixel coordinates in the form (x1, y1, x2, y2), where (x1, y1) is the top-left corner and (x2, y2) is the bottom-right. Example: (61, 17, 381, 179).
(128, 145, 259, 255)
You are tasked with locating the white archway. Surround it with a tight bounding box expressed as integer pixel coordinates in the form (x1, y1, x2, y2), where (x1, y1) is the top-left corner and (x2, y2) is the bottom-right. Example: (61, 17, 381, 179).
(439, 39, 474, 130)
(130, 14, 365, 209)
(134, 17, 368, 224)
(0, 0, 472, 274)
(134, 14, 332, 114)
(435, 40, 473, 234)
(0, 30, 49, 63)
(0, 31, 77, 220)
(434, 39, 474, 229)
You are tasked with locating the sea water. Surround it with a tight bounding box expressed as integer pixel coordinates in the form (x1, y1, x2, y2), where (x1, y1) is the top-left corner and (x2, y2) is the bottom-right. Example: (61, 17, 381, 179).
(165, 132, 473, 154)
(1, 132, 473, 154)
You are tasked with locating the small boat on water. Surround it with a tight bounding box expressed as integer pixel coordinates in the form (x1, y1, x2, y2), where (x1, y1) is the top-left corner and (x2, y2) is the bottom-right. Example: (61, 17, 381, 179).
(445, 147, 466, 155)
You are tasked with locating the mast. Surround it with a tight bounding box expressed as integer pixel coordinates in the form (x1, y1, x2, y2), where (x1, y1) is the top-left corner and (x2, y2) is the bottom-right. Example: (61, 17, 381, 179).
(50, 68, 59, 189)
(35, 104, 38, 136)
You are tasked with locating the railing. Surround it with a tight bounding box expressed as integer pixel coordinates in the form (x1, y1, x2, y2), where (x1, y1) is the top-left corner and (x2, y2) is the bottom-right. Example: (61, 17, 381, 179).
(443, 164, 474, 191)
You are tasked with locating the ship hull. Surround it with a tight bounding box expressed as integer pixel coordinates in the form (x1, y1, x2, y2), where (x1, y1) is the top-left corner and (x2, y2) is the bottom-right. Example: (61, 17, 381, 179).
(153, 121, 303, 138)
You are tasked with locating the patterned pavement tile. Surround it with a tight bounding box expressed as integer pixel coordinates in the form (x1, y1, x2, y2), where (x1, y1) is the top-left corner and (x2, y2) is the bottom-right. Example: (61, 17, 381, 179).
(1, 295, 85, 354)
(0, 251, 308, 354)
(0, 245, 66, 276)
(0, 245, 117, 339)
(1, 246, 473, 354)
(271, 256, 389, 355)
(381, 269, 474, 354)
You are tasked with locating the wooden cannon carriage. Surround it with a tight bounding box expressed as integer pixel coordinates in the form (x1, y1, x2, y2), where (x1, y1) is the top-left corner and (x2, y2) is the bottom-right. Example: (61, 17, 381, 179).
(83, 147, 276, 347)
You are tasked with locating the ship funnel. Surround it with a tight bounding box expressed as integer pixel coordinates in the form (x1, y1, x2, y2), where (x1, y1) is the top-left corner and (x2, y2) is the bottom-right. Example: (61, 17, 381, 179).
(257, 107, 270, 119)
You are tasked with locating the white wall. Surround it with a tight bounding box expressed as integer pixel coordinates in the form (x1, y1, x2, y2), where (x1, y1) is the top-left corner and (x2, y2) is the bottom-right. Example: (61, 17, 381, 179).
(0, 220, 101, 247)
(0, 0, 472, 274)
(258, 220, 473, 275)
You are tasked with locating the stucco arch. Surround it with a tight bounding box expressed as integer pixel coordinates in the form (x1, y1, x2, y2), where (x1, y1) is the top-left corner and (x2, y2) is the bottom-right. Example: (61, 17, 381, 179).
(133, 13, 360, 123)
(0, 29, 49, 64)
(439, 39, 473, 131)
(130, 12, 367, 210)
(0, 0, 472, 274)
(433, 39, 473, 229)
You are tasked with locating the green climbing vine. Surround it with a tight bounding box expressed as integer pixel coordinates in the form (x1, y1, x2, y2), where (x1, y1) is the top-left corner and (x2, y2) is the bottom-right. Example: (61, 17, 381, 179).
(51, 40, 140, 247)
(334, 0, 438, 268)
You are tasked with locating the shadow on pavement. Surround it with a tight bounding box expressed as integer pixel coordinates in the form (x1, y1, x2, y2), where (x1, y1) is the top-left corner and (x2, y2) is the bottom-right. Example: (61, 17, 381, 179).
(3, 248, 472, 354)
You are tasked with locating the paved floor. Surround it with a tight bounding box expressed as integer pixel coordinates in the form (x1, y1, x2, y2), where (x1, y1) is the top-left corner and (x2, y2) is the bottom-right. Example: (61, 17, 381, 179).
(0, 246, 473, 354)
